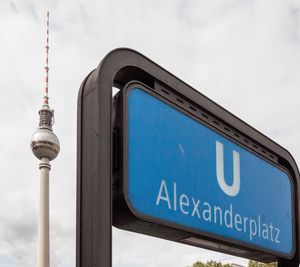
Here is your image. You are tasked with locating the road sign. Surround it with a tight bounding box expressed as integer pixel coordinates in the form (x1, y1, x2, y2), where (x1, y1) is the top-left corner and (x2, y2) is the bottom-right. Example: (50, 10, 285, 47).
(121, 84, 294, 258)
(77, 48, 300, 266)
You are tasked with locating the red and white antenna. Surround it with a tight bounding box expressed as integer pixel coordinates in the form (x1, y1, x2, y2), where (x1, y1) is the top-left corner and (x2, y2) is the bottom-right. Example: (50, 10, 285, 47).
(44, 11, 50, 105)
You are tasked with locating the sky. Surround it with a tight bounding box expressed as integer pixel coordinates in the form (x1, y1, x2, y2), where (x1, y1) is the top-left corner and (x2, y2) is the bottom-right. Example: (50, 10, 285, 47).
(0, 0, 300, 266)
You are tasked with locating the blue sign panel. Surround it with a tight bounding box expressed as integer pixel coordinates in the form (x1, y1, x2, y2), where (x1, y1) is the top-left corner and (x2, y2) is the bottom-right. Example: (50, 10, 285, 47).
(126, 87, 294, 256)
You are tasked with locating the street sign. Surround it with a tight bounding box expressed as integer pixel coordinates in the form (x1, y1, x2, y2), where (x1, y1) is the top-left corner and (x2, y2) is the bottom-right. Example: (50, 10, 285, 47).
(77, 48, 300, 267)
(119, 84, 294, 258)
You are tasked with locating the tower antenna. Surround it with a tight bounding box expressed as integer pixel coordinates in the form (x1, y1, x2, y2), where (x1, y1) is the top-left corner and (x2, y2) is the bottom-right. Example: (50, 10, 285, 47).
(31, 11, 60, 267)
(44, 11, 50, 105)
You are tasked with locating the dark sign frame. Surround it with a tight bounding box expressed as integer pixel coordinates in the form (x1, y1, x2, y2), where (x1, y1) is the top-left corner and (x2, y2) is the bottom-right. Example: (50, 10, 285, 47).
(77, 48, 300, 267)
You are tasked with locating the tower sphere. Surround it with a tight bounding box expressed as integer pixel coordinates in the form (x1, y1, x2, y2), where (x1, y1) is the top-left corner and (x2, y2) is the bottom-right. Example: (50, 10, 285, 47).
(31, 128, 60, 161)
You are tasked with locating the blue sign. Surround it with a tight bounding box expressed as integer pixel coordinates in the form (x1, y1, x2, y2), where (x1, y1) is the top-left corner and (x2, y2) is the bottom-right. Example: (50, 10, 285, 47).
(126, 87, 294, 256)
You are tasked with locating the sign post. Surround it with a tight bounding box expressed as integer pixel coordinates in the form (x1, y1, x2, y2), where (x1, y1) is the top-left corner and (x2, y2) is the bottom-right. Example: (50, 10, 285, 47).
(77, 48, 300, 266)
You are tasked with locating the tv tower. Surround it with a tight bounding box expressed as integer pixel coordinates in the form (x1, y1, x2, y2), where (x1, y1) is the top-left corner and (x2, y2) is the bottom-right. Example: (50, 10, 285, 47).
(30, 12, 60, 267)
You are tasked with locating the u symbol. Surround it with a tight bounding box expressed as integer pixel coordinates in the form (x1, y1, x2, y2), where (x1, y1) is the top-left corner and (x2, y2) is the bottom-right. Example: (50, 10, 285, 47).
(216, 141, 240, 197)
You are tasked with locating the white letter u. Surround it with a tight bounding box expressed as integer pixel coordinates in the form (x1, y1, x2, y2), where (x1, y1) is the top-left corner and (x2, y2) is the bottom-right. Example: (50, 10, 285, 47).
(216, 141, 240, 197)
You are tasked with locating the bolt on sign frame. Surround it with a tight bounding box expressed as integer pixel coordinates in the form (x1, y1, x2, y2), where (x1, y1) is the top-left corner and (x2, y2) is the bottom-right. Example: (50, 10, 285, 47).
(77, 48, 300, 267)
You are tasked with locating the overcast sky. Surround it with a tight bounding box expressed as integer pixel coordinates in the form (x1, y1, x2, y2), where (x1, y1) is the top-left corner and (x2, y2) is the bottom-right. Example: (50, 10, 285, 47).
(0, 0, 300, 266)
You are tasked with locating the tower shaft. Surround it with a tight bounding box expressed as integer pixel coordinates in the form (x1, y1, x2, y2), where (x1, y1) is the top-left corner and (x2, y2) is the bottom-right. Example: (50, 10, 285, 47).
(36, 158, 50, 267)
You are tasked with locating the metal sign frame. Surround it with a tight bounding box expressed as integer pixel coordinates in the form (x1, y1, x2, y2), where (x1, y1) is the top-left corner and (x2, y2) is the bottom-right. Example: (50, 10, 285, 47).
(77, 48, 300, 267)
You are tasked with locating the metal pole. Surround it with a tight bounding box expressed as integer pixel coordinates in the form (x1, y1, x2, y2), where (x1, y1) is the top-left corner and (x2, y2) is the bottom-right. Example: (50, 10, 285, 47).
(278, 257, 299, 267)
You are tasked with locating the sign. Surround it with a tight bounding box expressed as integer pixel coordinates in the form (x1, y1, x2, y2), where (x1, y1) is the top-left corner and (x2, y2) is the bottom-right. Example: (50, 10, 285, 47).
(77, 48, 300, 267)
(124, 85, 294, 257)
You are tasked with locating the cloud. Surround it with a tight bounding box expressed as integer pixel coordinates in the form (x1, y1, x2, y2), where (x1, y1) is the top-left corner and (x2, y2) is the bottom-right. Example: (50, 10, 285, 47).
(0, 195, 37, 267)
